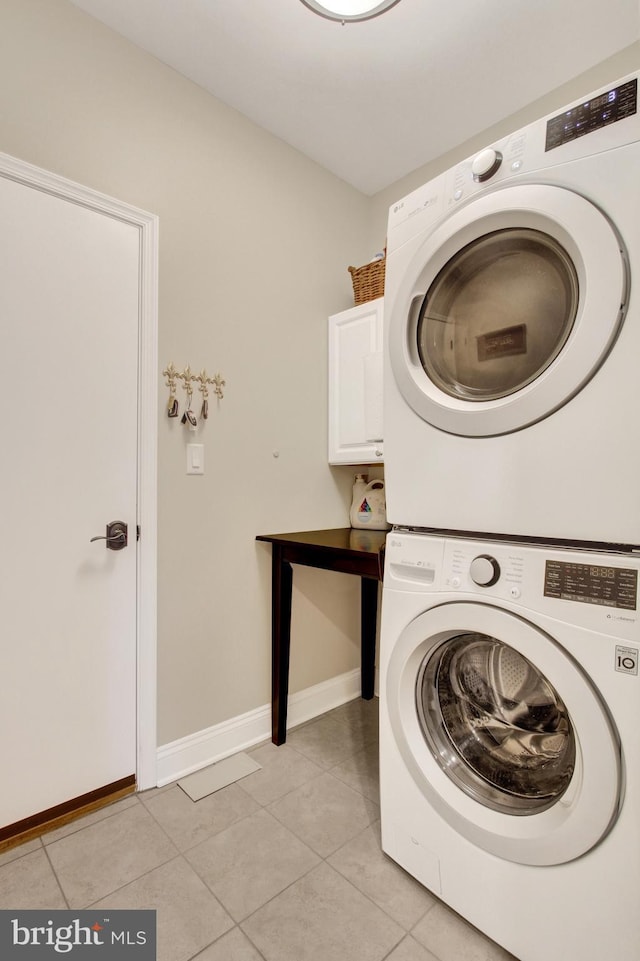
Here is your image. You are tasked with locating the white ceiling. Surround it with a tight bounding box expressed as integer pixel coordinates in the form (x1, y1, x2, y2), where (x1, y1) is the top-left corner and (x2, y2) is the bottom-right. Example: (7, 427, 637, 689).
(69, 0, 639, 195)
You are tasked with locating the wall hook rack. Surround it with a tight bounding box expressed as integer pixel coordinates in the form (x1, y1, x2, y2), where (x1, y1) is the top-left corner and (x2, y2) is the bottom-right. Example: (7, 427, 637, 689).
(162, 363, 226, 425)
(195, 368, 226, 419)
(163, 362, 180, 418)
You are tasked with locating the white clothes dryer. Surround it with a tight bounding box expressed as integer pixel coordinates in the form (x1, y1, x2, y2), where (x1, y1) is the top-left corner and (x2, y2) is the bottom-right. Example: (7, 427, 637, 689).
(384, 74, 639, 546)
(379, 530, 640, 961)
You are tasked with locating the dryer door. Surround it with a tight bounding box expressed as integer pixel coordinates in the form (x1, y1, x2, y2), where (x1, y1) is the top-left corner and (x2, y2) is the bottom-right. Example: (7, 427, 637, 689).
(388, 184, 628, 436)
(385, 602, 622, 865)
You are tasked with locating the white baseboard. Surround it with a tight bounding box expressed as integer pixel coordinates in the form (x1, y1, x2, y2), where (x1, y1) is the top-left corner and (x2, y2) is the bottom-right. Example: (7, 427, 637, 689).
(156, 668, 362, 787)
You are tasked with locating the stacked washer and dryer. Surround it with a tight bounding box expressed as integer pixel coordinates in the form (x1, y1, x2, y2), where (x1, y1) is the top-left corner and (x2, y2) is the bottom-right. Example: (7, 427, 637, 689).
(379, 75, 640, 961)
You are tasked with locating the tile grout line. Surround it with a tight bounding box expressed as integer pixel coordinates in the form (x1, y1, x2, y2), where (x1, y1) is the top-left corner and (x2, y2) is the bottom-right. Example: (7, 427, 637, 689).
(41, 840, 71, 911)
(179, 723, 383, 958)
(44, 799, 181, 911)
(1, 700, 399, 961)
(187, 924, 270, 961)
(80, 850, 186, 910)
(39, 794, 142, 850)
(327, 820, 438, 936)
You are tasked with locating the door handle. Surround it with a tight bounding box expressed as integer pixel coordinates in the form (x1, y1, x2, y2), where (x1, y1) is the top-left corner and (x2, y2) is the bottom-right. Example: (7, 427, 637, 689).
(90, 520, 128, 550)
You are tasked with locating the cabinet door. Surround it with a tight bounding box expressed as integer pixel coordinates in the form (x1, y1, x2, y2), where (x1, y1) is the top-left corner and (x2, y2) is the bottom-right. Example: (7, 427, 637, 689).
(328, 298, 384, 465)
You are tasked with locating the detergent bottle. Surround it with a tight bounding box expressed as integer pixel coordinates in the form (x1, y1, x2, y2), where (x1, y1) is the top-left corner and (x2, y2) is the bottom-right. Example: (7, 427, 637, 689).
(350, 475, 390, 531)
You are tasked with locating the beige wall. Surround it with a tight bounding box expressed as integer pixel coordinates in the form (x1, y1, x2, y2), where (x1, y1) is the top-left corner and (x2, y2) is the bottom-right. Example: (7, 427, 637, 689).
(0, 0, 372, 745)
(369, 41, 640, 245)
(1, 0, 637, 752)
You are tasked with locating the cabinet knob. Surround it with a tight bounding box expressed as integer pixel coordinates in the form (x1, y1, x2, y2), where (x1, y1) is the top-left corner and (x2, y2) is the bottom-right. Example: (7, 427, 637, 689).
(375, 448, 383, 458)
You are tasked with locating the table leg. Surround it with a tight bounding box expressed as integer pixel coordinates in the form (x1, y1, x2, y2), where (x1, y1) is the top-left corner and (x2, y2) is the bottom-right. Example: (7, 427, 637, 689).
(360, 576, 378, 700)
(272, 545, 293, 745)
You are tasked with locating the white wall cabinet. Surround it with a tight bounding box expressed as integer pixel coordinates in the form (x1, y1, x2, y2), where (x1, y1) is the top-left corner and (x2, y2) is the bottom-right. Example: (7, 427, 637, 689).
(328, 297, 384, 465)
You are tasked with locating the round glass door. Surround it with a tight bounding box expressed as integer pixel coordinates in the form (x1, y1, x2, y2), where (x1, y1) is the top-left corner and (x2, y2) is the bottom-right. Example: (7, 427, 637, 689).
(417, 633, 576, 815)
(388, 184, 628, 436)
(384, 601, 621, 864)
(417, 229, 579, 401)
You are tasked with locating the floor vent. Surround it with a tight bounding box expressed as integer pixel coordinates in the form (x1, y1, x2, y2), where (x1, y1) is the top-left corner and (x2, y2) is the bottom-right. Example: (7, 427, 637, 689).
(177, 753, 261, 801)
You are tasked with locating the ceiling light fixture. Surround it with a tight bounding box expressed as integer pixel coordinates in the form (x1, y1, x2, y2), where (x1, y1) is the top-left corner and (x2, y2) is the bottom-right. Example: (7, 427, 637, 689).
(299, 0, 402, 23)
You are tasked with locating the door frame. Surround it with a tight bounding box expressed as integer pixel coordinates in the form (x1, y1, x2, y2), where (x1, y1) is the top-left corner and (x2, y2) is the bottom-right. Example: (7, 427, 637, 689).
(0, 151, 158, 791)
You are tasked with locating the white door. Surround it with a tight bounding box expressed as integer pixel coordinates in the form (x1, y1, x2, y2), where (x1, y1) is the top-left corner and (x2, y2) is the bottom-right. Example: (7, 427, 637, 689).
(388, 184, 628, 436)
(0, 166, 153, 831)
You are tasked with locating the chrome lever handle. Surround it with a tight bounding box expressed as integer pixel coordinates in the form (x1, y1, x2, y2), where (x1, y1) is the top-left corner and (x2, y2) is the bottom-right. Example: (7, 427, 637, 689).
(90, 521, 128, 551)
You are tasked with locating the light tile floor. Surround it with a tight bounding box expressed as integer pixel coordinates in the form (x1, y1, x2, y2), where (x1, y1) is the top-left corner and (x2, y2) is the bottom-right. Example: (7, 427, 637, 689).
(0, 698, 517, 961)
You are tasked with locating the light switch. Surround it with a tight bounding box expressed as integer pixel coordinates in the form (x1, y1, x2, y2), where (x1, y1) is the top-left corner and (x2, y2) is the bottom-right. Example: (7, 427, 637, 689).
(187, 443, 204, 475)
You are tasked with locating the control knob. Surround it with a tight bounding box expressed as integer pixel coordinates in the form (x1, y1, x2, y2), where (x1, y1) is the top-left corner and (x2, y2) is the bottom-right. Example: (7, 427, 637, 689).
(471, 148, 503, 182)
(470, 554, 500, 587)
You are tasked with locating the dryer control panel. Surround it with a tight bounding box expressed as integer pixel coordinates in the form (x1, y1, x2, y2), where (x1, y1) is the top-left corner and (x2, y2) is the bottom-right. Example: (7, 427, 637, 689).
(545, 78, 637, 152)
(386, 71, 639, 257)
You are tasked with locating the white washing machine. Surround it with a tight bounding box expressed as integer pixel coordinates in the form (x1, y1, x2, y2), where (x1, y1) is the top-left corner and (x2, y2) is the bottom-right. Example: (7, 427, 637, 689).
(379, 530, 640, 961)
(384, 74, 639, 546)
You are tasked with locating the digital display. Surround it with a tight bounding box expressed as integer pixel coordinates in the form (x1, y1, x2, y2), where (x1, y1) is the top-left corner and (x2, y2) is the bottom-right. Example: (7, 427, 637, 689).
(545, 79, 637, 151)
(544, 560, 637, 610)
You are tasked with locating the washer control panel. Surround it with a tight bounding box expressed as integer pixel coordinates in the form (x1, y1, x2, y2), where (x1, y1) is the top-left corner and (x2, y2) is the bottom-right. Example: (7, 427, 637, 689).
(543, 559, 637, 611)
(446, 542, 523, 598)
(385, 533, 640, 637)
(385, 534, 524, 598)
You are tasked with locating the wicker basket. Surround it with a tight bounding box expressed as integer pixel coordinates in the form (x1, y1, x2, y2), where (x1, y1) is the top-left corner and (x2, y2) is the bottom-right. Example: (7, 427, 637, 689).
(348, 257, 385, 305)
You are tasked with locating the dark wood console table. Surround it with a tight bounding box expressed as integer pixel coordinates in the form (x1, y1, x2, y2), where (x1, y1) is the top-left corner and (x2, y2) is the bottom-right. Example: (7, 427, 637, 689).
(256, 528, 387, 745)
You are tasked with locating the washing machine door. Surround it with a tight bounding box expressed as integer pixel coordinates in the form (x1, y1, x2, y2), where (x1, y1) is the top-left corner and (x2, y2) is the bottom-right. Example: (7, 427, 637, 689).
(385, 602, 622, 865)
(388, 184, 628, 436)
